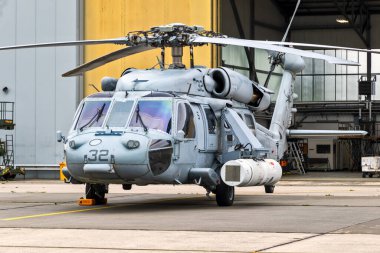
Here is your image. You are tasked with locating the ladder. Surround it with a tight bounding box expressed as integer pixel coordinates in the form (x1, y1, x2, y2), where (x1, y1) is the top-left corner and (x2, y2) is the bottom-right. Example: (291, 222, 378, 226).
(3, 135, 14, 168)
(288, 141, 306, 174)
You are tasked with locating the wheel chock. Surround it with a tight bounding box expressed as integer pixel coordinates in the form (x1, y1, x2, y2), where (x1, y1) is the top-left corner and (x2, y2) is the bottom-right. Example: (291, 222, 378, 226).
(77, 198, 96, 206)
(77, 198, 107, 206)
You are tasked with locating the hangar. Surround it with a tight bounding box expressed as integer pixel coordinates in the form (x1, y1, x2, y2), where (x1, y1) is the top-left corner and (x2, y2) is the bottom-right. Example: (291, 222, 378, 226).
(1, 0, 380, 176)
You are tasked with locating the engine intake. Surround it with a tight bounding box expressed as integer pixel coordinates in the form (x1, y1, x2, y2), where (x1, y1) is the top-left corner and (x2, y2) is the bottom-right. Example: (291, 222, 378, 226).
(209, 67, 253, 103)
(205, 67, 271, 110)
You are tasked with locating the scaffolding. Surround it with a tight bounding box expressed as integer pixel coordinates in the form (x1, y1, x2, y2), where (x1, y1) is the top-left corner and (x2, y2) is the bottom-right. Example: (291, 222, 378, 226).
(0, 102, 23, 180)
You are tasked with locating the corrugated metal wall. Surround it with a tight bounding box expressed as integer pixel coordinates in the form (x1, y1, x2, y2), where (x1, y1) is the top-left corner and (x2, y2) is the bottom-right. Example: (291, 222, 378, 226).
(0, 0, 80, 166)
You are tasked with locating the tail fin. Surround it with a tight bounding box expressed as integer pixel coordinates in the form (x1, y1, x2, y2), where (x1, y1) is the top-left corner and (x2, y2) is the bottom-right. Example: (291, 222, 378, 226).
(269, 54, 305, 158)
(268, 54, 367, 159)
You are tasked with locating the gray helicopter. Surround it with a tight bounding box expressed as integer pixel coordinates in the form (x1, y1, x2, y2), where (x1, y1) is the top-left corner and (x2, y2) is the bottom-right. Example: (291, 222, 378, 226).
(0, 15, 373, 206)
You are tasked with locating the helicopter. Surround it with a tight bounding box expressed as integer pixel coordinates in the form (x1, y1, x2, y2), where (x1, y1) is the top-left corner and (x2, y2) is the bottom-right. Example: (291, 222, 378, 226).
(0, 6, 375, 206)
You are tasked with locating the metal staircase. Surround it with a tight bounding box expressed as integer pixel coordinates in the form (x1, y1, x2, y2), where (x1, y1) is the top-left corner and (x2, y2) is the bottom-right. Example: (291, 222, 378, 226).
(288, 141, 306, 174)
(3, 135, 14, 168)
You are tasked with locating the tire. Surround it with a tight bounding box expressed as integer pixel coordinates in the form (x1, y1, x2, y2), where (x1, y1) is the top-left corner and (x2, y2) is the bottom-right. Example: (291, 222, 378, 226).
(369, 174, 373, 178)
(265, 185, 275, 193)
(362, 173, 366, 178)
(215, 182, 234, 206)
(122, 184, 132, 190)
(85, 183, 107, 204)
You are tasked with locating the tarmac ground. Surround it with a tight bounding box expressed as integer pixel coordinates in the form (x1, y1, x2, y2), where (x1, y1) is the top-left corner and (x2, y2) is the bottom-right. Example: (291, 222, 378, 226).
(1, 172, 380, 252)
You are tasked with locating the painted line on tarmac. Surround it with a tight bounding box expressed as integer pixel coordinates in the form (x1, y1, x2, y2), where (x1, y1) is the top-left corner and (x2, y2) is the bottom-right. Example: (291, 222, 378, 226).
(1, 196, 203, 221)
(0, 245, 248, 253)
(1, 205, 115, 221)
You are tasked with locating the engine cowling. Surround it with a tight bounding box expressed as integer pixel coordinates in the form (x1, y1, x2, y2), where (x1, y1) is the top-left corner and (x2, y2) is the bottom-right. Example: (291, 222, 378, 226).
(205, 67, 271, 110)
(209, 67, 253, 103)
(220, 159, 282, 187)
(251, 85, 271, 111)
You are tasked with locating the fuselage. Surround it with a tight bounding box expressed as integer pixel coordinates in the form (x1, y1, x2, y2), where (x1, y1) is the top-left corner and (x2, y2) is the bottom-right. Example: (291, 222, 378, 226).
(64, 67, 284, 185)
(64, 91, 272, 185)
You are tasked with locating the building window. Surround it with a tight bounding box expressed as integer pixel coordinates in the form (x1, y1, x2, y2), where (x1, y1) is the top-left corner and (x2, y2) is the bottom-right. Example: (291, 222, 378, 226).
(222, 46, 380, 102)
(316, 145, 331, 154)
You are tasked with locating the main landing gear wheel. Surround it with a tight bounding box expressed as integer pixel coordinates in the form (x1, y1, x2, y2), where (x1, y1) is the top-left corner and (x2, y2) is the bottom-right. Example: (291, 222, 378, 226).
(215, 182, 234, 206)
(85, 183, 108, 204)
(265, 185, 275, 193)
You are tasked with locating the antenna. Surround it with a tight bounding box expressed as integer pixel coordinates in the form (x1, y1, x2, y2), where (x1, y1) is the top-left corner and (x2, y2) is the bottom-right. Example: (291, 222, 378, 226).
(281, 0, 301, 43)
(264, 0, 301, 87)
(89, 84, 100, 92)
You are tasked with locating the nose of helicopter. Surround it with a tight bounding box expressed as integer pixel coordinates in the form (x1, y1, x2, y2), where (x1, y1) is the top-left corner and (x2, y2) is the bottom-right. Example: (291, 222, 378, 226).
(65, 131, 151, 182)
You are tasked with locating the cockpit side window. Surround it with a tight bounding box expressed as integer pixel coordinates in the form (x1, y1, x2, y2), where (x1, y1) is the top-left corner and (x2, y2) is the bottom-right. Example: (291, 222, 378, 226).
(176, 103, 196, 138)
(129, 100, 172, 133)
(204, 107, 217, 134)
(106, 101, 134, 127)
(75, 101, 111, 130)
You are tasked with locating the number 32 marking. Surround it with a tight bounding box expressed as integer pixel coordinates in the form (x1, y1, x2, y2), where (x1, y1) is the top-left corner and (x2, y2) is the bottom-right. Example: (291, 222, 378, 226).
(87, 150, 109, 162)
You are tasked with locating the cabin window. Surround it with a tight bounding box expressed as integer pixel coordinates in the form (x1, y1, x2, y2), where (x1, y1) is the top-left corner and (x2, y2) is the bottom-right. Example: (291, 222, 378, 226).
(106, 101, 134, 127)
(176, 103, 196, 138)
(129, 100, 172, 133)
(244, 114, 255, 130)
(75, 101, 111, 130)
(204, 107, 217, 134)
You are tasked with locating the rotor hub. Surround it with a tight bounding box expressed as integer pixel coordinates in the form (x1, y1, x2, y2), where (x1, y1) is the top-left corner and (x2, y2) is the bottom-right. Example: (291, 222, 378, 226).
(125, 23, 224, 48)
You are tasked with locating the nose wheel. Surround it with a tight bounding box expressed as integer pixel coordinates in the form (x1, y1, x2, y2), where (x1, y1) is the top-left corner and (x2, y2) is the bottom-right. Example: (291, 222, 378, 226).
(85, 183, 108, 205)
(215, 182, 234, 206)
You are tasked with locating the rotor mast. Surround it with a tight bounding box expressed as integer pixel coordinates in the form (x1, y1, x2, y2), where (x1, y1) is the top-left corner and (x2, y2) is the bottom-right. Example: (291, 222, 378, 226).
(171, 46, 185, 68)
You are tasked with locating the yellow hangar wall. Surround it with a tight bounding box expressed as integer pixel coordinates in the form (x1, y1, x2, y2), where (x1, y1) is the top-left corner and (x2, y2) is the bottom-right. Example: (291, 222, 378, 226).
(83, 0, 220, 96)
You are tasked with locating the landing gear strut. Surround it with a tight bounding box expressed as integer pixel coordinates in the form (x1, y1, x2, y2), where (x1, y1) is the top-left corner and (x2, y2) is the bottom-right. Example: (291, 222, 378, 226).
(215, 181, 234, 206)
(85, 183, 108, 204)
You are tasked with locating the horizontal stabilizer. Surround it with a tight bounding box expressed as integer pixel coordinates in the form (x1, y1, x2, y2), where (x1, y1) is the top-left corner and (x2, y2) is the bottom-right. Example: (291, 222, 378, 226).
(287, 129, 367, 138)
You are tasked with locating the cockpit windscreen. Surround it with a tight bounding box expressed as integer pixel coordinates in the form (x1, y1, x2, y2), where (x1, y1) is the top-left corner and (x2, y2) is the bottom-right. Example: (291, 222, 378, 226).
(75, 101, 111, 130)
(129, 100, 172, 133)
(106, 101, 134, 127)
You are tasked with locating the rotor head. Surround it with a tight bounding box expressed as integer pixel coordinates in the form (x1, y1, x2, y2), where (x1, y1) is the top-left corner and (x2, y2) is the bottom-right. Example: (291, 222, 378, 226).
(125, 23, 224, 48)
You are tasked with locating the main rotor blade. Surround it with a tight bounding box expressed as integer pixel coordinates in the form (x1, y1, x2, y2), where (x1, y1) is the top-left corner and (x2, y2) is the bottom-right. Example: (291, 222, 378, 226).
(281, 0, 301, 42)
(0, 38, 127, 51)
(62, 44, 154, 77)
(193, 36, 359, 66)
(259, 41, 380, 54)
